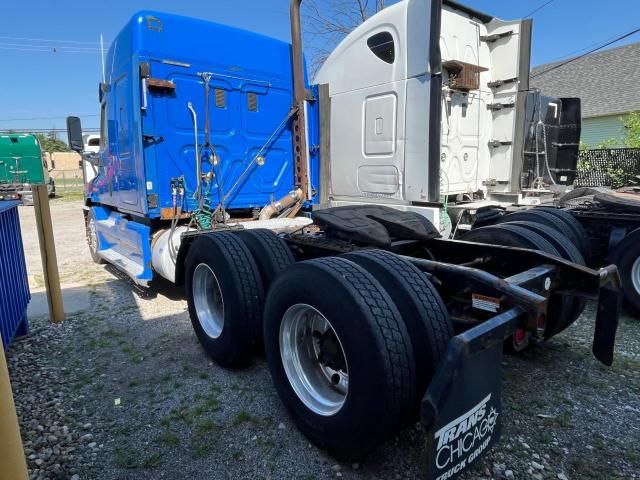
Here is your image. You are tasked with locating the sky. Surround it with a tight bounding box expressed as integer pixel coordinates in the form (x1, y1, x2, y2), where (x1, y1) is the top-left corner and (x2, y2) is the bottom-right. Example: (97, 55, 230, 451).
(1, 0, 639, 135)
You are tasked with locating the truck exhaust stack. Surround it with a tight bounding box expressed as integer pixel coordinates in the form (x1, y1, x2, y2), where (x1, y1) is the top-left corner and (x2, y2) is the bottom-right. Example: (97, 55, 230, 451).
(259, 0, 310, 220)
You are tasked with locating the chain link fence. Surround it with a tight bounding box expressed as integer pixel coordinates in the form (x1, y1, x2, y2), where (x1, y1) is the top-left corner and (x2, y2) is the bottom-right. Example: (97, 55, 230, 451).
(50, 170, 83, 191)
(575, 148, 640, 188)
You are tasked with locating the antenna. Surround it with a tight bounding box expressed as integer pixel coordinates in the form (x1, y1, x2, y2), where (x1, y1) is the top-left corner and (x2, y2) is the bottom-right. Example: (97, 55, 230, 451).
(100, 33, 105, 83)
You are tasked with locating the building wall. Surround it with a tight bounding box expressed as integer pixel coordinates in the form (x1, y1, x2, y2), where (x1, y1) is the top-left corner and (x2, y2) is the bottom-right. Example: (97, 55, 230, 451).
(50, 152, 81, 171)
(581, 114, 626, 148)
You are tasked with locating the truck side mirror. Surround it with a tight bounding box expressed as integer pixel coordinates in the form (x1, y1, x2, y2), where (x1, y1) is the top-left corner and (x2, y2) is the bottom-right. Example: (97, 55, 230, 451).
(66, 116, 84, 153)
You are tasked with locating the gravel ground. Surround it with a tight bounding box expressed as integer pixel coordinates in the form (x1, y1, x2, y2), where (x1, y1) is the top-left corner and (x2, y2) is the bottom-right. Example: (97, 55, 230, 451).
(6, 199, 640, 480)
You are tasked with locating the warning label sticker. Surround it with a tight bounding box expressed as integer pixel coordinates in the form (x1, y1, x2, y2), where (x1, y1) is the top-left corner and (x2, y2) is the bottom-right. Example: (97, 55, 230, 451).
(471, 294, 500, 313)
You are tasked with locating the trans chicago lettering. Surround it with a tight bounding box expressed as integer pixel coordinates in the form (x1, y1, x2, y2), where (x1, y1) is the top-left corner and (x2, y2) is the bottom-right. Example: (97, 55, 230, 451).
(433, 394, 499, 480)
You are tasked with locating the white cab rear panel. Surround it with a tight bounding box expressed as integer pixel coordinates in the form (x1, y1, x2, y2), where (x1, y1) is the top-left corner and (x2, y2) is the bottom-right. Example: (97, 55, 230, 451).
(315, 0, 532, 210)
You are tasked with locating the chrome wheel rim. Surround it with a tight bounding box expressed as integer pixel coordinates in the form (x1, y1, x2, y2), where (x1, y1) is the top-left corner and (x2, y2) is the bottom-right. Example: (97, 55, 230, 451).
(631, 257, 640, 294)
(280, 304, 348, 416)
(87, 217, 98, 254)
(193, 263, 224, 339)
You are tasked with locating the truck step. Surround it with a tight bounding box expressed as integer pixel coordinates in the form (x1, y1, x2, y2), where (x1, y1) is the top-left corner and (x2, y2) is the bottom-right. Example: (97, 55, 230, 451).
(91, 206, 152, 284)
(99, 248, 145, 283)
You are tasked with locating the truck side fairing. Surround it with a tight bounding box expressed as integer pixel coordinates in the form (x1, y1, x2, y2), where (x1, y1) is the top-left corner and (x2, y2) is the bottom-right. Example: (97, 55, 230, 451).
(91, 11, 318, 218)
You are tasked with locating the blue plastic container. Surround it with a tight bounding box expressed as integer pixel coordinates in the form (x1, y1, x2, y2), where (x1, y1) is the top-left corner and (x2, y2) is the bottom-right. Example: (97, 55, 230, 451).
(0, 201, 30, 349)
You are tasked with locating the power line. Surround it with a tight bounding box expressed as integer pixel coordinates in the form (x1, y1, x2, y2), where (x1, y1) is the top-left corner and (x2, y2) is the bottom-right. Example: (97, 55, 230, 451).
(0, 128, 100, 133)
(0, 115, 99, 122)
(556, 29, 634, 59)
(524, 0, 555, 18)
(0, 42, 101, 51)
(0, 45, 102, 54)
(0, 35, 110, 45)
(531, 26, 640, 78)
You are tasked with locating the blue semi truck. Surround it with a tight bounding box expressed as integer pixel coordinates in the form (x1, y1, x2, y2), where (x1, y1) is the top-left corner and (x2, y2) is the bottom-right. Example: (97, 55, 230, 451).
(67, 1, 621, 477)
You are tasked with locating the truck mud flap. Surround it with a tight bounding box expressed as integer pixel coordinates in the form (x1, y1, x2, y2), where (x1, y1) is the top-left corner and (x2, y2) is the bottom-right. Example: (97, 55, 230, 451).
(421, 307, 523, 480)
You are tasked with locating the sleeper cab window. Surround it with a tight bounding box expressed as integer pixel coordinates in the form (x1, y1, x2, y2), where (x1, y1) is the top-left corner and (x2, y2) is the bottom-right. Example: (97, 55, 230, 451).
(367, 31, 395, 64)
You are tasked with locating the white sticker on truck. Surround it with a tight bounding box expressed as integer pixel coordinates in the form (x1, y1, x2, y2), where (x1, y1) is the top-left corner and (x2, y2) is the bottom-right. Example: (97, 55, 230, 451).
(146, 181, 153, 190)
(471, 293, 500, 313)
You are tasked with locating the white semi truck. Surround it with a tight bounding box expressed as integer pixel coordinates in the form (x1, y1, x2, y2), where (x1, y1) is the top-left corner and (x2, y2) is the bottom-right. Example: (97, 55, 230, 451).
(315, 0, 579, 232)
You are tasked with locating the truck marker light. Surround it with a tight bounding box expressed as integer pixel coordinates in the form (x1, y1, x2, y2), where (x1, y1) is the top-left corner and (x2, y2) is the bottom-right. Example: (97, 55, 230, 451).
(514, 328, 527, 346)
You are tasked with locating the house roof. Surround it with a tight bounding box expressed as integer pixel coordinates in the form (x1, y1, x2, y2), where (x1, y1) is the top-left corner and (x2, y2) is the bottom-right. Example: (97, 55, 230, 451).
(530, 41, 640, 118)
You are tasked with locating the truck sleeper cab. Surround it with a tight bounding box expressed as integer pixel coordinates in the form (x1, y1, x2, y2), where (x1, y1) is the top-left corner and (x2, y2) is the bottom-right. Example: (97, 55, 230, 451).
(75, 10, 319, 283)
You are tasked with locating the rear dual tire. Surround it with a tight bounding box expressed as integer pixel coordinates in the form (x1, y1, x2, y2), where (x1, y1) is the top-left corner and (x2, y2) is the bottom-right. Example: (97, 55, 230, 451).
(185, 232, 264, 367)
(609, 228, 640, 314)
(186, 232, 452, 458)
(263, 256, 418, 459)
(341, 249, 453, 419)
(496, 208, 590, 260)
(463, 223, 585, 339)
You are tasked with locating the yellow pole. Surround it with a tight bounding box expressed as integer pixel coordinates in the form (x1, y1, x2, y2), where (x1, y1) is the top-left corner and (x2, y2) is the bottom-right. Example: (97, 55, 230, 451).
(0, 343, 29, 480)
(32, 184, 65, 323)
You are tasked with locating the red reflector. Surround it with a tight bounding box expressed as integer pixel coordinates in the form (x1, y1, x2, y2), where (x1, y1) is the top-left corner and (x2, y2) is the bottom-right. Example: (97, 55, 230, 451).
(537, 313, 546, 330)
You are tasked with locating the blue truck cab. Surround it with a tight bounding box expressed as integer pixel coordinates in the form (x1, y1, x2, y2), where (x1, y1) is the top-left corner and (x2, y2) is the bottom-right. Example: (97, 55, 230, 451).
(76, 11, 319, 283)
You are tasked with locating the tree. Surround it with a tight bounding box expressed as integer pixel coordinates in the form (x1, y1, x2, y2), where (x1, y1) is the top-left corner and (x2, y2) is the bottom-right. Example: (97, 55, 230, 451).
(622, 111, 640, 149)
(302, 0, 392, 76)
(36, 131, 69, 154)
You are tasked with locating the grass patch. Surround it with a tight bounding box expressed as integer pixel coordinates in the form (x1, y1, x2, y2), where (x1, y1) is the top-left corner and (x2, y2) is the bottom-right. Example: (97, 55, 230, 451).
(114, 445, 139, 469)
(112, 424, 134, 437)
(192, 388, 222, 415)
(121, 343, 144, 363)
(195, 418, 216, 434)
(101, 328, 124, 339)
(157, 431, 180, 446)
(114, 445, 163, 469)
(540, 413, 573, 429)
(54, 190, 85, 202)
(232, 409, 259, 426)
(141, 453, 163, 468)
(611, 355, 640, 375)
(191, 440, 211, 459)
